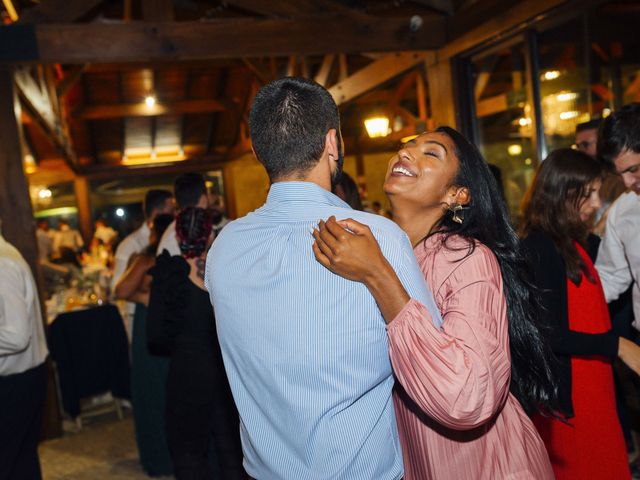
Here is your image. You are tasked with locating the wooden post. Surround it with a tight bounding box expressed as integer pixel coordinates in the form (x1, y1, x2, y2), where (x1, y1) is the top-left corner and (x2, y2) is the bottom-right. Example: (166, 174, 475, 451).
(426, 59, 457, 128)
(0, 67, 40, 275)
(74, 176, 93, 245)
(0, 65, 61, 439)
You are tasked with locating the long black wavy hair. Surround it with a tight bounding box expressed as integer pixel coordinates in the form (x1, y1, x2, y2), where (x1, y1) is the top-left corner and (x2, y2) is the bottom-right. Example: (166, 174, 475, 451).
(426, 126, 558, 415)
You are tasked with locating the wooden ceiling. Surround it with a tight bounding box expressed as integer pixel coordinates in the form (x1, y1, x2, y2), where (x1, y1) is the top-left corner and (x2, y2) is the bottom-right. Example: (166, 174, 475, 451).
(0, 0, 564, 182)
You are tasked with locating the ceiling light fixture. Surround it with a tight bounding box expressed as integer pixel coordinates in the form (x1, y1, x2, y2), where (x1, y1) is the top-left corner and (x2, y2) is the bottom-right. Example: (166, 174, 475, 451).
(364, 116, 390, 138)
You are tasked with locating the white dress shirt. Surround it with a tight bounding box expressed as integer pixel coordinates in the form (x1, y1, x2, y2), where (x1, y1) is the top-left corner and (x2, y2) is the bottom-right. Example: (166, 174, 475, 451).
(112, 222, 151, 289)
(596, 191, 640, 329)
(0, 234, 48, 376)
(156, 221, 180, 256)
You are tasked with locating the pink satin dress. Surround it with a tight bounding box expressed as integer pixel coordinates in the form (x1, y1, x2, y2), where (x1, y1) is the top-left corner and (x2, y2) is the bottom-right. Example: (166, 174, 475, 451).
(387, 234, 553, 479)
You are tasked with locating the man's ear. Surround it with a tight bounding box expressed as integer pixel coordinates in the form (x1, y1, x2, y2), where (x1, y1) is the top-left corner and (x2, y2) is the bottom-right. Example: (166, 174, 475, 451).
(325, 128, 338, 161)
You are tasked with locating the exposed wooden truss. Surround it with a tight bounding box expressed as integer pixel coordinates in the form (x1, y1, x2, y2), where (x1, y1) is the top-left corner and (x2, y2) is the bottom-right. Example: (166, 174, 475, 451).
(1, 16, 446, 63)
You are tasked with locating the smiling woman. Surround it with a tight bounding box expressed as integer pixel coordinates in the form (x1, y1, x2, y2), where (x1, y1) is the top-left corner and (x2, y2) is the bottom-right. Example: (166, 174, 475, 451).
(312, 126, 557, 479)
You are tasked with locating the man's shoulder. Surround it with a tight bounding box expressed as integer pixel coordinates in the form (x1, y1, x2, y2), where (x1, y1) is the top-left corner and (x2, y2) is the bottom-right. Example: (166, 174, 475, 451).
(611, 191, 640, 215)
(336, 210, 402, 235)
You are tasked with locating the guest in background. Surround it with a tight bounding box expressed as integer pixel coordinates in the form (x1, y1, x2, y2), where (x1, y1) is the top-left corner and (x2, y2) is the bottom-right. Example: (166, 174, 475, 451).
(35, 219, 53, 262)
(149, 207, 244, 480)
(52, 218, 83, 256)
(596, 103, 640, 332)
(521, 148, 640, 480)
(575, 118, 626, 234)
(157, 173, 208, 257)
(0, 220, 49, 480)
(112, 189, 174, 336)
(208, 192, 230, 238)
(333, 171, 363, 210)
(313, 128, 556, 479)
(114, 213, 174, 477)
(93, 218, 118, 248)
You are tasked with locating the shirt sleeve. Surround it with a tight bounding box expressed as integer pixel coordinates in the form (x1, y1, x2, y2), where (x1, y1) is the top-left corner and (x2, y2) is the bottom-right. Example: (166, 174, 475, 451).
(112, 240, 134, 290)
(596, 200, 634, 303)
(387, 251, 510, 430)
(0, 259, 31, 355)
(389, 232, 443, 328)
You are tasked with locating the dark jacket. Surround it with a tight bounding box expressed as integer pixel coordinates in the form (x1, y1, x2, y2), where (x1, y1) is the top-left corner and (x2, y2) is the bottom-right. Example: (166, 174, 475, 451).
(522, 230, 618, 417)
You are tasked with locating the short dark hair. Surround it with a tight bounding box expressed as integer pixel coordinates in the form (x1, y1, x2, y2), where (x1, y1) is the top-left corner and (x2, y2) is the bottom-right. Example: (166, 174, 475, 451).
(143, 189, 173, 219)
(248, 77, 340, 181)
(598, 103, 640, 167)
(174, 173, 206, 209)
(576, 118, 601, 133)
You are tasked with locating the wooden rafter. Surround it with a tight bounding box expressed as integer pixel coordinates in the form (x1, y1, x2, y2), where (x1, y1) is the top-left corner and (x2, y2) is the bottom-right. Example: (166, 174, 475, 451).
(18, 0, 104, 24)
(223, 0, 371, 21)
(78, 98, 235, 120)
(411, 0, 455, 15)
(142, 0, 174, 21)
(314, 54, 335, 87)
(56, 65, 87, 97)
(329, 51, 433, 106)
(14, 66, 78, 170)
(0, 16, 447, 63)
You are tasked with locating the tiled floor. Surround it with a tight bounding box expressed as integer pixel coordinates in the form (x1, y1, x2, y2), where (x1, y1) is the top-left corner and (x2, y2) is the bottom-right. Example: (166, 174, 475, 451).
(39, 414, 164, 480)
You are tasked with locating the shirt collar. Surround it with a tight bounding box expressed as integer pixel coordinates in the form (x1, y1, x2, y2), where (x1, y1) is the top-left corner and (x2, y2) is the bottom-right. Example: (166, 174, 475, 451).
(266, 181, 351, 209)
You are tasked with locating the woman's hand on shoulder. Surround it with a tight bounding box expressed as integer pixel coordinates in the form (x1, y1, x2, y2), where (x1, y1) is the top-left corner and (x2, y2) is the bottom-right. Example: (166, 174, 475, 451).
(312, 216, 385, 284)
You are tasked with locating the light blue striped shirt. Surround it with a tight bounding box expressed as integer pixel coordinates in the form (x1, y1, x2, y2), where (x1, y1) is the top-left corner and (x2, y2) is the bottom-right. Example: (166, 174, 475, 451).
(206, 181, 441, 480)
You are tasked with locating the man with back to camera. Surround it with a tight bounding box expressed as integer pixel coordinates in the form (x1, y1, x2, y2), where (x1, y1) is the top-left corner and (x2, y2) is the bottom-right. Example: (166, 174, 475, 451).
(575, 118, 626, 229)
(205, 77, 441, 479)
(596, 103, 640, 331)
(157, 173, 208, 256)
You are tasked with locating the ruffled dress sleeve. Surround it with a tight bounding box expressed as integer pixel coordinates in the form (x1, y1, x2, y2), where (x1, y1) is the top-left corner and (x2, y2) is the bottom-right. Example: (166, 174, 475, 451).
(146, 250, 190, 355)
(387, 244, 511, 430)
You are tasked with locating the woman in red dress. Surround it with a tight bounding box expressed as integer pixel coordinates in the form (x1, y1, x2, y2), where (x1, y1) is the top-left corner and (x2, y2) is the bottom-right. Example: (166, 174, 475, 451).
(521, 148, 640, 479)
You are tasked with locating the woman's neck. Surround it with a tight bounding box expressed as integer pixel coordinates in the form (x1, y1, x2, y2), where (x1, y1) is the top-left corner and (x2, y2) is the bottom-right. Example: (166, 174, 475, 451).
(185, 254, 207, 284)
(390, 201, 442, 247)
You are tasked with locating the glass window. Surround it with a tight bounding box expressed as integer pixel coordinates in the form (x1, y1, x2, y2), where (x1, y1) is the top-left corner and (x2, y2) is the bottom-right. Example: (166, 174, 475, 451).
(471, 43, 535, 220)
(537, 18, 595, 153)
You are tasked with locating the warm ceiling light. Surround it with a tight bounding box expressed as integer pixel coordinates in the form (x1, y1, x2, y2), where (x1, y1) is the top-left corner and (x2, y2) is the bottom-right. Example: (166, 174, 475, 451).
(145, 95, 156, 108)
(603, 108, 612, 118)
(364, 116, 390, 138)
(559, 111, 579, 120)
(518, 117, 532, 127)
(556, 92, 578, 102)
(507, 144, 523, 156)
(38, 188, 52, 199)
(542, 70, 561, 81)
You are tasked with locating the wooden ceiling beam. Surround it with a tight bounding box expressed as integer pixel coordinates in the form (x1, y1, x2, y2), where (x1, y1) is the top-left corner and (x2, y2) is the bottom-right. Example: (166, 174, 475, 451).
(142, 0, 174, 22)
(0, 16, 446, 63)
(329, 51, 434, 106)
(18, 0, 104, 24)
(14, 67, 78, 171)
(78, 98, 235, 120)
(224, 0, 371, 21)
(411, 0, 455, 15)
(56, 64, 87, 97)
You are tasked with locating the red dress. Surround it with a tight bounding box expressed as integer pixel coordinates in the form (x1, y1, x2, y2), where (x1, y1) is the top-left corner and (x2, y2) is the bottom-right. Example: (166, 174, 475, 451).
(534, 244, 630, 479)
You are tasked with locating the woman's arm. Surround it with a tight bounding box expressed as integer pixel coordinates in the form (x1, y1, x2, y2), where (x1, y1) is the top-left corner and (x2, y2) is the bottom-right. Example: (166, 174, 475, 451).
(314, 218, 512, 429)
(113, 254, 153, 301)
